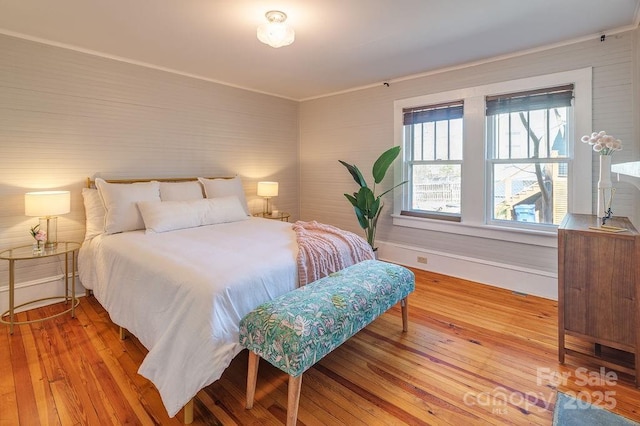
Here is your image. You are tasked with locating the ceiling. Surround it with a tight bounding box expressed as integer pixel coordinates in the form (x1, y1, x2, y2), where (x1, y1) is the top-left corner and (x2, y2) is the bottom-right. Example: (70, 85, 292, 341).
(0, 0, 638, 100)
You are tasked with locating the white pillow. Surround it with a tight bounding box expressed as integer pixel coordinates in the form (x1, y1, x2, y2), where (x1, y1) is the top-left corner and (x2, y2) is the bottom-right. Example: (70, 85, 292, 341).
(81, 188, 106, 241)
(159, 181, 204, 201)
(95, 178, 161, 234)
(198, 176, 250, 215)
(138, 196, 249, 233)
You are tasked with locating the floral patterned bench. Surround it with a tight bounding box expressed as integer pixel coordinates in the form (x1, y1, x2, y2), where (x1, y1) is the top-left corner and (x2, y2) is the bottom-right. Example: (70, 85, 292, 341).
(239, 259, 415, 426)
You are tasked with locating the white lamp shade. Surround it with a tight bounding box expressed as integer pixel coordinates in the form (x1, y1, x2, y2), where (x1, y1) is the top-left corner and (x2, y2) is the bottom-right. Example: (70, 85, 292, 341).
(257, 181, 279, 197)
(25, 191, 71, 217)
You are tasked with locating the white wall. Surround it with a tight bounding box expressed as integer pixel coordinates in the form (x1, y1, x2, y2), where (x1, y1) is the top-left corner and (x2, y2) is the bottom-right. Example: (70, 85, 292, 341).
(1, 28, 638, 310)
(0, 34, 299, 311)
(299, 29, 639, 299)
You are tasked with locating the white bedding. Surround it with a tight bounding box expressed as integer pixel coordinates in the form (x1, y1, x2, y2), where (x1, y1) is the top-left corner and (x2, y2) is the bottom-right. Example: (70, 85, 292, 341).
(78, 217, 298, 417)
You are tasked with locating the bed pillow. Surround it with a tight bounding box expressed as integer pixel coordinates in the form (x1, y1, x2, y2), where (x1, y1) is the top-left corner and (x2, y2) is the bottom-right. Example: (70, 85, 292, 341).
(95, 178, 161, 234)
(198, 176, 250, 216)
(81, 187, 106, 241)
(138, 196, 249, 233)
(159, 181, 204, 201)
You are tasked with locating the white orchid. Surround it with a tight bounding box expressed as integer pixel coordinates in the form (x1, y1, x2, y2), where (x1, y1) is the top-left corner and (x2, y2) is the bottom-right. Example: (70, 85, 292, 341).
(581, 131, 623, 155)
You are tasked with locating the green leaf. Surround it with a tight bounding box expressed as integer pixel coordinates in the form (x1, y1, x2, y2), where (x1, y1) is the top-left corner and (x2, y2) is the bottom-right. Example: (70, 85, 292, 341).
(372, 146, 401, 184)
(377, 180, 409, 199)
(353, 206, 368, 229)
(338, 160, 367, 187)
(368, 198, 380, 219)
(355, 187, 375, 215)
(343, 193, 357, 207)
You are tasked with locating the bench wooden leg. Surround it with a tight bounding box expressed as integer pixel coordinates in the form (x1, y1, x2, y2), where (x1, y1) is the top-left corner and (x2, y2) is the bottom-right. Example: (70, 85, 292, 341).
(401, 297, 409, 332)
(287, 374, 303, 426)
(183, 399, 194, 424)
(246, 351, 260, 409)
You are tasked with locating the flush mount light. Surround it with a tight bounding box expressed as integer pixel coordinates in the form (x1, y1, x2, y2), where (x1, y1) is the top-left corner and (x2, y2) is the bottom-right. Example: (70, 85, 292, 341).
(257, 10, 295, 48)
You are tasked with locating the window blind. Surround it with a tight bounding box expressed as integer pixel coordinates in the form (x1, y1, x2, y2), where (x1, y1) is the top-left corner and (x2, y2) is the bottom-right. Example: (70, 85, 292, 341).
(403, 100, 464, 125)
(485, 84, 574, 116)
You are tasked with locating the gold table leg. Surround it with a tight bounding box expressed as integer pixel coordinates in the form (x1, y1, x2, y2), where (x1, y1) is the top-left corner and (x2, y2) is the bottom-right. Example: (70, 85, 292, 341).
(9, 259, 14, 334)
(72, 249, 76, 317)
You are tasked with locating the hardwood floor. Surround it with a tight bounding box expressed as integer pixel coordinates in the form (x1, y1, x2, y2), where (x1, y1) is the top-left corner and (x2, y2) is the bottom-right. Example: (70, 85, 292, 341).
(2, 268, 640, 425)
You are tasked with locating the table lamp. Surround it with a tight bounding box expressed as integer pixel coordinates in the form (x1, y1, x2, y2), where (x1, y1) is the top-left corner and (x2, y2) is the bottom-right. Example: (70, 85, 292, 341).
(25, 190, 71, 249)
(257, 181, 278, 215)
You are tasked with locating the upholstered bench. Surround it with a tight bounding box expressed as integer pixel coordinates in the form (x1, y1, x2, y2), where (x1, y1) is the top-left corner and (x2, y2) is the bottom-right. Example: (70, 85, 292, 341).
(239, 259, 415, 426)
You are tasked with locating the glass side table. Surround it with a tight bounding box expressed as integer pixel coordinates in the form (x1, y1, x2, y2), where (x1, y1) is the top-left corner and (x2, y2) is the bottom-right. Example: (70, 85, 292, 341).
(253, 212, 291, 222)
(0, 241, 81, 334)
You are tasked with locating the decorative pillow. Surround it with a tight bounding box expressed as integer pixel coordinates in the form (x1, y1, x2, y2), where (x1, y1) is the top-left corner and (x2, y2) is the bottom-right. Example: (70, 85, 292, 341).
(198, 176, 250, 215)
(138, 196, 249, 233)
(95, 178, 161, 234)
(81, 188, 106, 241)
(159, 181, 204, 201)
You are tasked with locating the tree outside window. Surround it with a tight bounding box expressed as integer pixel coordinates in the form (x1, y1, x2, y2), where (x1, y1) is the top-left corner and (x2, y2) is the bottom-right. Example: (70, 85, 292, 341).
(486, 85, 573, 226)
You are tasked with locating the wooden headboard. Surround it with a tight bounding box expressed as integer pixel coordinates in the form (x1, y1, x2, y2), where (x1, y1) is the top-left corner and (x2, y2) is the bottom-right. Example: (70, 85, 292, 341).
(86, 176, 232, 188)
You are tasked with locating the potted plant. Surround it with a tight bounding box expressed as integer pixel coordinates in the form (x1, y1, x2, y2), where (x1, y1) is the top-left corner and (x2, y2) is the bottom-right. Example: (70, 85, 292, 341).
(339, 146, 407, 250)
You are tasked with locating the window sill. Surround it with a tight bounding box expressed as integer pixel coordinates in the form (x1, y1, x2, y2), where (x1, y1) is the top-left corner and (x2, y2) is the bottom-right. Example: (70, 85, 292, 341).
(391, 214, 558, 248)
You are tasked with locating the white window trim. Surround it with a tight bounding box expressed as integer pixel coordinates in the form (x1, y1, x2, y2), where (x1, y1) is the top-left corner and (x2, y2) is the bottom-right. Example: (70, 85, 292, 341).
(392, 68, 593, 247)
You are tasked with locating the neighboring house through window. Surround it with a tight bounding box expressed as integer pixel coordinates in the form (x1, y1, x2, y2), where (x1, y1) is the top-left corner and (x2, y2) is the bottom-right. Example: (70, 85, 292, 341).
(393, 69, 592, 244)
(401, 101, 463, 221)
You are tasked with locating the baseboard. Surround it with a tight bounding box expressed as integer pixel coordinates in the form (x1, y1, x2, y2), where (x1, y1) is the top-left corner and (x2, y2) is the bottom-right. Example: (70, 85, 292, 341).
(377, 241, 558, 300)
(0, 274, 87, 315)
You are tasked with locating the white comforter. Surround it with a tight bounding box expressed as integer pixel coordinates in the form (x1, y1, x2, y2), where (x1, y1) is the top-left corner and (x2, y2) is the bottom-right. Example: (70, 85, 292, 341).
(78, 218, 298, 417)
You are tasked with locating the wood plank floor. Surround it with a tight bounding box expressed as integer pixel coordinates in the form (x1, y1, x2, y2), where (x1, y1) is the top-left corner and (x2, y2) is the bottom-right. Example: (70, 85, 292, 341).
(2, 267, 640, 425)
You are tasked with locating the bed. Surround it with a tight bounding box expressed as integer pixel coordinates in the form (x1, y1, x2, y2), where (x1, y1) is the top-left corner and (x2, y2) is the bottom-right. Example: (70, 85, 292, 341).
(78, 176, 373, 421)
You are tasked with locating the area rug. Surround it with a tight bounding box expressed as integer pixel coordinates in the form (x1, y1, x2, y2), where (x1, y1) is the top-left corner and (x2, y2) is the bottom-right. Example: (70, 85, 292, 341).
(553, 392, 639, 425)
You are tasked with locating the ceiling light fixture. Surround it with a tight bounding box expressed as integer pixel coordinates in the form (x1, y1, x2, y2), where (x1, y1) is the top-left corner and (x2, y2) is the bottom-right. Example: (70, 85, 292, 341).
(257, 10, 295, 48)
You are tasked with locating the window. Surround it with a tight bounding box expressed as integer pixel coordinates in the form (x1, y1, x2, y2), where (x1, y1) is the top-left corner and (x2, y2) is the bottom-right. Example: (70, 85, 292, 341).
(401, 101, 463, 220)
(486, 84, 573, 226)
(393, 69, 592, 243)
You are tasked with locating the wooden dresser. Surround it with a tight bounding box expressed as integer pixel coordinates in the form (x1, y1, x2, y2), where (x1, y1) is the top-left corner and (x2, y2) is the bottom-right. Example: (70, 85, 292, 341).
(558, 213, 640, 384)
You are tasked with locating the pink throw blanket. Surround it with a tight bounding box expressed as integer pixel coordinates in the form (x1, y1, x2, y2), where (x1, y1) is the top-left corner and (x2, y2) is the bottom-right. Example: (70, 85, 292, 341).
(292, 220, 375, 286)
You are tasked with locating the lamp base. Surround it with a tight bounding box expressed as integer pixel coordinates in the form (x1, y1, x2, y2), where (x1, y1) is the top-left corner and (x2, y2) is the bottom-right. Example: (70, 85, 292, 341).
(40, 216, 58, 250)
(262, 198, 272, 216)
